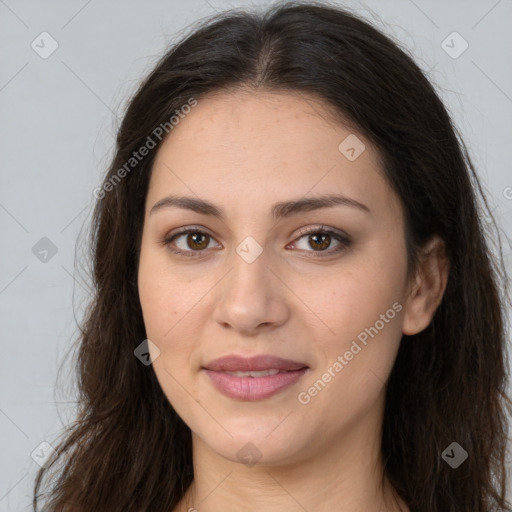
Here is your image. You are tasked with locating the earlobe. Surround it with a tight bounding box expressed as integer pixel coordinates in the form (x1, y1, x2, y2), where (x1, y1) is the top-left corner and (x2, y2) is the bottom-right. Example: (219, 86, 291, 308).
(402, 236, 450, 336)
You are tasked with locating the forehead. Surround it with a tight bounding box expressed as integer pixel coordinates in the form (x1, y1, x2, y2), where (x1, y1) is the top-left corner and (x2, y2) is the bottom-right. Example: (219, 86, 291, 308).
(146, 89, 398, 221)
(158, 88, 367, 160)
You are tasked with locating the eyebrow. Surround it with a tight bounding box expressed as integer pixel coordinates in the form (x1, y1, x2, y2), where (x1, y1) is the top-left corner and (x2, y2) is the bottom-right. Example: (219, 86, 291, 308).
(149, 193, 370, 220)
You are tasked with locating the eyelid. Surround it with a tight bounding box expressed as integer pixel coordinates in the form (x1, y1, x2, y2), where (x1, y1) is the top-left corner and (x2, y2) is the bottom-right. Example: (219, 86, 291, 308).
(294, 224, 348, 240)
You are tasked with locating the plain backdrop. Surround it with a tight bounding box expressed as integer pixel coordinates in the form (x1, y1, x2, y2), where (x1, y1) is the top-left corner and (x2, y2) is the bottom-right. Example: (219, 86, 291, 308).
(1, 0, 511, 510)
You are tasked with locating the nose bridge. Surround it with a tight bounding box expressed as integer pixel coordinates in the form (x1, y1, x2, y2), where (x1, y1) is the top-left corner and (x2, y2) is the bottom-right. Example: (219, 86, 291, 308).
(227, 236, 272, 301)
(212, 236, 287, 332)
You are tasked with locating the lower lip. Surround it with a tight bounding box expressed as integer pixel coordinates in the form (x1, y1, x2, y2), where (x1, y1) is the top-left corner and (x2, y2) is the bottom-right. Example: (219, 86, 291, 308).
(203, 368, 308, 401)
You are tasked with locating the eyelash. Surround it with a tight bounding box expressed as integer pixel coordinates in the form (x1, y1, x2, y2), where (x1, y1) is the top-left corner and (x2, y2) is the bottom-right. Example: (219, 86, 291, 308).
(161, 225, 351, 259)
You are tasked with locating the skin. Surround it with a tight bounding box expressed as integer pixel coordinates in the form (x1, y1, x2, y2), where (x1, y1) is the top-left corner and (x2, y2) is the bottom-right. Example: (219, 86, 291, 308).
(137, 89, 449, 512)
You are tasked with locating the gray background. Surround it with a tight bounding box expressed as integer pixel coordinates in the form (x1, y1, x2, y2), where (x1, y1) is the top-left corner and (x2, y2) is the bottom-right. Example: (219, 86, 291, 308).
(1, 0, 511, 509)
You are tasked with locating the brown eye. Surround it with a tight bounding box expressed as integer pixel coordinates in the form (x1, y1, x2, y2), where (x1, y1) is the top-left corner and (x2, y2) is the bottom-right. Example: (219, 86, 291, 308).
(307, 232, 331, 251)
(292, 226, 351, 258)
(163, 225, 351, 259)
(184, 232, 210, 250)
(163, 228, 218, 257)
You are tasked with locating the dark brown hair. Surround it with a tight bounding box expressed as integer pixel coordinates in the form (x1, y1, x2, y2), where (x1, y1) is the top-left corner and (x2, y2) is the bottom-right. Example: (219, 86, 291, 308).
(33, 2, 512, 511)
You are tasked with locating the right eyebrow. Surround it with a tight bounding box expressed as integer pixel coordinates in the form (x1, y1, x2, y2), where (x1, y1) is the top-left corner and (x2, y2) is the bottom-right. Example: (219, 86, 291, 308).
(149, 193, 371, 221)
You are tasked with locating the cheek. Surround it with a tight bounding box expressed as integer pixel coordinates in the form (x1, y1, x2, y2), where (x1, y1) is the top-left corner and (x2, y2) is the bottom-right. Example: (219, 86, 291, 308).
(138, 270, 170, 340)
(138, 247, 182, 356)
(138, 286, 192, 369)
(294, 240, 406, 408)
(298, 288, 404, 439)
(137, 253, 200, 409)
(138, 246, 212, 376)
(138, 243, 189, 334)
(293, 250, 406, 351)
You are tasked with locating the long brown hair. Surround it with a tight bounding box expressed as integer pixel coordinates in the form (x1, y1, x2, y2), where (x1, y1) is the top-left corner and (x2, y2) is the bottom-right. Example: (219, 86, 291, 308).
(33, 2, 512, 511)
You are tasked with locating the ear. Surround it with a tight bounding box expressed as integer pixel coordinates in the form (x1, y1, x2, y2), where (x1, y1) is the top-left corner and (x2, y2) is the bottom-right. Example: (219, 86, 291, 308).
(402, 235, 450, 336)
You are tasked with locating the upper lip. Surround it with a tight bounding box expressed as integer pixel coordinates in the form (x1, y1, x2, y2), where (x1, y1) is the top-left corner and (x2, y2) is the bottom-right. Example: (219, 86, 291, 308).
(203, 355, 308, 372)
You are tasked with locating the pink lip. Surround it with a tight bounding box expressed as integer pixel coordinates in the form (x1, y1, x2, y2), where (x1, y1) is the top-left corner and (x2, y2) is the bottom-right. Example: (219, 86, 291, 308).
(203, 354, 308, 372)
(203, 368, 309, 401)
(202, 354, 309, 401)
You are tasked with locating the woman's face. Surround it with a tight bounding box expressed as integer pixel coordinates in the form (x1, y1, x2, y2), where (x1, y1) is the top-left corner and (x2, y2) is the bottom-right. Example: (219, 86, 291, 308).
(138, 89, 413, 466)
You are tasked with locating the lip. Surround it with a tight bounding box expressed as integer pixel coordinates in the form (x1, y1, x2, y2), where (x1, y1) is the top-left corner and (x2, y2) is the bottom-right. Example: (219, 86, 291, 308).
(203, 354, 308, 372)
(202, 354, 309, 401)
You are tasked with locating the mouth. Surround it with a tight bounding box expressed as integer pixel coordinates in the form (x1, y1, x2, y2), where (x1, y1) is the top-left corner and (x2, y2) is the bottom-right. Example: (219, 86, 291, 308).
(220, 369, 292, 377)
(202, 354, 309, 401)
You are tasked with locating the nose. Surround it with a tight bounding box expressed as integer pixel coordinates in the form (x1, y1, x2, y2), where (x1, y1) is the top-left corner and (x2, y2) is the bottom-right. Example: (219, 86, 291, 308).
(212, 245, 290, 336)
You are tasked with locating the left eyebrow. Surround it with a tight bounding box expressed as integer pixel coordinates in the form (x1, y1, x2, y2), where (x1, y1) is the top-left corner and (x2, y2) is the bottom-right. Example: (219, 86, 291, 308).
(149, 193, 371, 221)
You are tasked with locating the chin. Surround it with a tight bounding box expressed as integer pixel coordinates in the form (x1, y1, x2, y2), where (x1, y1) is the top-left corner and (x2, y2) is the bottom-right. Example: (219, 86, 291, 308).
(204, 429, 309, 468)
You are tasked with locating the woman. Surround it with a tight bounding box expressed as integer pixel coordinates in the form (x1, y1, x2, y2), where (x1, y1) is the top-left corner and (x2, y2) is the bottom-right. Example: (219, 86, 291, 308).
(33, 2, 512, 511)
